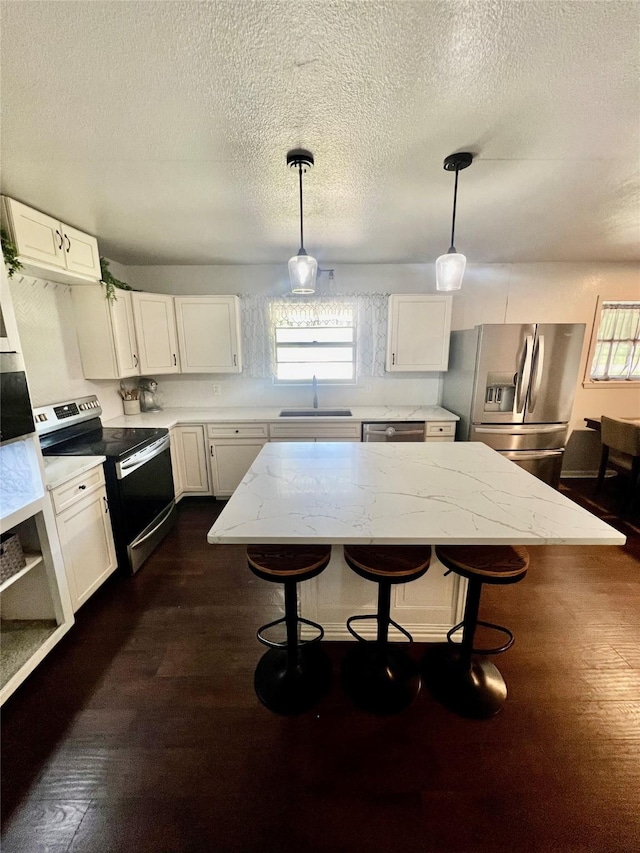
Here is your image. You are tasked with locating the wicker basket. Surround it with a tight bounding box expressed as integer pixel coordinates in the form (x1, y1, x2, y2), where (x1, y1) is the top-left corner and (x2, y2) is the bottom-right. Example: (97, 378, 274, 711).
(0, 532, 26, 583)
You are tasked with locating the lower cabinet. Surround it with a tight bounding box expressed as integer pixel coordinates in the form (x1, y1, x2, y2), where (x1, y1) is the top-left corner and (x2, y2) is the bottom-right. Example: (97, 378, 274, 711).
(51, 467, 117, 612)
(170, 426, 210, 501)
(208, 439, 267, 497)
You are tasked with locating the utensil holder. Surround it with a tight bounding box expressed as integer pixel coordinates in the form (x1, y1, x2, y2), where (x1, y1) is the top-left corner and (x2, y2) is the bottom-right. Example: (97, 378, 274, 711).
(123, 399, 141, 416)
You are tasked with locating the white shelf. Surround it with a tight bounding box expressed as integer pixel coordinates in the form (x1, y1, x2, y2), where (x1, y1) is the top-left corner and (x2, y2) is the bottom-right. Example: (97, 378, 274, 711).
(0, 551, 43, 594)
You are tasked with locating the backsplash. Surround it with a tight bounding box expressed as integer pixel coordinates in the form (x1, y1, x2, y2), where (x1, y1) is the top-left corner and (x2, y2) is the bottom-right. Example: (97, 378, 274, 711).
(9, 276, 123, 420)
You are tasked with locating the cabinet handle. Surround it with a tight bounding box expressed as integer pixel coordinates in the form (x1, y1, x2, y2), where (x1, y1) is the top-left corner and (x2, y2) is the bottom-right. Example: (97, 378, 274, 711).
(65, 234, 71, 252)
(392, 353, 396, 365)
(173, 354, 177, 366)
(78, 484, 86, 490)
(56, 229, 63, 250)
(133, 354, 138, 367)
(210, 446, 215, 457)
(233, 354, 237, 367)
(103, 496, 109, 514)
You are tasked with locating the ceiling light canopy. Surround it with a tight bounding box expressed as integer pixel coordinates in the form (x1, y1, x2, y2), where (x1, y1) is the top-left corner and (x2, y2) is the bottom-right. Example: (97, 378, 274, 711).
(287, 148, 317, 295)
(436, 152, 473, 292)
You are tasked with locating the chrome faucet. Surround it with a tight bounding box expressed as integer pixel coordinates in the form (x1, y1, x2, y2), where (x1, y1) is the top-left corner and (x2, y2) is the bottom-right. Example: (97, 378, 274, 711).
(312, 375, 318, 409)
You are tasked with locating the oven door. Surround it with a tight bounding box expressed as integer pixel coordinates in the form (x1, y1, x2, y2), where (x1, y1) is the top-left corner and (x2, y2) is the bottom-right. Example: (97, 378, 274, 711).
(115, 436, 176, 572)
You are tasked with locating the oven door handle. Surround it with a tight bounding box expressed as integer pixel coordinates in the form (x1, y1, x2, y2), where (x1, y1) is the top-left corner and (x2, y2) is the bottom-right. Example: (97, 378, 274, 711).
(116, 434, 171, 479)
(129, 502, 176, 549)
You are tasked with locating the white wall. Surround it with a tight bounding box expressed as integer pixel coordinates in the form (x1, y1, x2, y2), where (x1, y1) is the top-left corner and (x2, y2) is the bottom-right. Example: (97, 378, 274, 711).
(9, 274, 124, 421)
(125, 260, 640, 471)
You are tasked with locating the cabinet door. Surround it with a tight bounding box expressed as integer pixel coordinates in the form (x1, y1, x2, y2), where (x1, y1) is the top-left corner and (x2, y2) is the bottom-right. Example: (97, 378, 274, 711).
(4, 198, 66, 268)
(56, 488, 117, 612)
(110, 290, 139, 377)
(174, 296, 242, 373)
(174, 426, 210, 493)
(386, 295, 452, 372)
(131, 292, 180, 374)
(62, 224, 101, 279)
(209, 439, 266, 497)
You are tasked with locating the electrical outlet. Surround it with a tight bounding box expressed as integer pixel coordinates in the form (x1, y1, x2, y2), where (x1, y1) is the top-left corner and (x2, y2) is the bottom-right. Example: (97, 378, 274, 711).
(212, 384, 221, 396)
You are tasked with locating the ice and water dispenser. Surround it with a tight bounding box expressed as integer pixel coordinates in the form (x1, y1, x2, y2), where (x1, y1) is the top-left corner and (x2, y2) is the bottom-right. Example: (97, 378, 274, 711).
(483, 372, 516, 413)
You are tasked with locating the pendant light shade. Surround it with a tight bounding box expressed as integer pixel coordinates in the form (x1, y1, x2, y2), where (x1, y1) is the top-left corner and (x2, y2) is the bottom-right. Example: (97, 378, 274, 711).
(287, 149, 317, 295)
(288, 251, 318, 294)
(436, 152, 473, 292)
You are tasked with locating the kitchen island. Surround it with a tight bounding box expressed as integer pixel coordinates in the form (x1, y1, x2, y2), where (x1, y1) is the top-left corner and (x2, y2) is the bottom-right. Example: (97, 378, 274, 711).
(207, 442, 624, 640)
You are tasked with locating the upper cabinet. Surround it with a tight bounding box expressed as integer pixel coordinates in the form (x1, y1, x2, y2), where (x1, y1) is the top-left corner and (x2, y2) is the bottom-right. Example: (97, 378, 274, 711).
(131, 292, 180, 375)
(386, 294, 453, 372)
(72, 284, 139, 379)
(2, 198, 101, 284)
(174, 296, 242, 373)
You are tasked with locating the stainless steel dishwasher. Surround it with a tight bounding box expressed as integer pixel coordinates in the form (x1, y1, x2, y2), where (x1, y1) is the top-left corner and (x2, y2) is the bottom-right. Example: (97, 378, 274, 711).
(362, 422, 426, 442)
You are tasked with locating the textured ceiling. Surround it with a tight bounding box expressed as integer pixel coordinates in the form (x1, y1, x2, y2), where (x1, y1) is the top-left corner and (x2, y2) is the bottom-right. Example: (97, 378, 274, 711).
(1, 1, 639, 266)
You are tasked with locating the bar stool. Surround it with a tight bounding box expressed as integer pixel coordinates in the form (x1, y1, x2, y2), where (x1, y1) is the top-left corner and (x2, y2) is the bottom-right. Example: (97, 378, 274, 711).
(341, 544, 431, 714)
(424, 544, 529, 719)
(247, 544, 331, 715)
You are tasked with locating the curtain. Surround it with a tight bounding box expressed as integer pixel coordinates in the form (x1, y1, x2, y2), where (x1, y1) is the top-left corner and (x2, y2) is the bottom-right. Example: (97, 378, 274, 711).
(591, 302, 640, 381)
(240, 293, 389, 379)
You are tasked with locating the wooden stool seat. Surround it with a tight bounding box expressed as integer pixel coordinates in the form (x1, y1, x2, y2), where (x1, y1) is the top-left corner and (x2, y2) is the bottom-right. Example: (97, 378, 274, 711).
(343, 545, 432, 582)
(436, 545, 529, 583)
(246, 543, 331, 715)
(342, 544, 431, 714)
(247, 544, 331, 581)
(424, 544, 529, 719)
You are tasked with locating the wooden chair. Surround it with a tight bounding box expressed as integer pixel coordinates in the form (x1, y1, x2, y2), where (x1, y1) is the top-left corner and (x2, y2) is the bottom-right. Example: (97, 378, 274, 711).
(595, 416, 640, 518)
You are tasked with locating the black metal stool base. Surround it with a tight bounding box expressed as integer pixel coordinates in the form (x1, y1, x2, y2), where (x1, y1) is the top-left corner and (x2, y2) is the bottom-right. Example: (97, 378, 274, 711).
(341, 645, 422, 714)
(423, 644, 507, 719)
(254, 645, 332, 716)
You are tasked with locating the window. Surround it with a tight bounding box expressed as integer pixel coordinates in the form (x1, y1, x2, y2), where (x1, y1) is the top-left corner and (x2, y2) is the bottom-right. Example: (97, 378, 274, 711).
(272, 301, 356, 383)
(589, 301, 640, 382)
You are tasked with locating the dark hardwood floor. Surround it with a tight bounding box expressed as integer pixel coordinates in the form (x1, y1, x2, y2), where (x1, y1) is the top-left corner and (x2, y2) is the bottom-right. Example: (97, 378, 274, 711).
(2, 482, 639, 853)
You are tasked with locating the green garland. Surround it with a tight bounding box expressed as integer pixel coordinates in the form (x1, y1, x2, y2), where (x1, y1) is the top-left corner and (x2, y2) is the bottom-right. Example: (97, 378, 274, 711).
(1, 229, 23, 278)
(100, 257, 134, 301)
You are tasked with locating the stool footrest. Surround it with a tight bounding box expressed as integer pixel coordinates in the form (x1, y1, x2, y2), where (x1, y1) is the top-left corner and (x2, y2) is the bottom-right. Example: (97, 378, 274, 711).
(346, 613, 413, 645)
(257, 615, 324, 649)
(447, 619, 514, 655)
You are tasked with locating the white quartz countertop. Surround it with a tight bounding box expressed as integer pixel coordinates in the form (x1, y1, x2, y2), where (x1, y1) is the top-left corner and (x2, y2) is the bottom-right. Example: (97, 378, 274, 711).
(43, 456, 106, 490)
(207, 442, 625, 547)
(104, 405, 458, 429)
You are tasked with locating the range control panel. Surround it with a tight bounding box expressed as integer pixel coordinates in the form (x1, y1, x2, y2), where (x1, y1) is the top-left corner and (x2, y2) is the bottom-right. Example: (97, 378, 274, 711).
(33, 395, 102, 435)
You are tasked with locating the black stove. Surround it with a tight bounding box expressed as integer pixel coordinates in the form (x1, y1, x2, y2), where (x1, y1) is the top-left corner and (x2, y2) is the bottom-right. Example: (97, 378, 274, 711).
(39, 417, 168, 460)
(34, 395, 176, 575)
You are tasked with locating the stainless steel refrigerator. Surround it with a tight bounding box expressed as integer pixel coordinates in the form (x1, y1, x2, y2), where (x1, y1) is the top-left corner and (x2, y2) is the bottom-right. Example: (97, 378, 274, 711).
(441, 323, 585, 486)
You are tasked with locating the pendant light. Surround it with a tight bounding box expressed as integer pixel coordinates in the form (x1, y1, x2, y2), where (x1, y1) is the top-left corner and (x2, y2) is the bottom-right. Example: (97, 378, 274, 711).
(287, 148, 317, 294)
(436, 152, 473, 292)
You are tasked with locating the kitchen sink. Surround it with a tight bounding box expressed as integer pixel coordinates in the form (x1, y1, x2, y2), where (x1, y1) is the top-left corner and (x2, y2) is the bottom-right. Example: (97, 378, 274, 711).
(279, 409, 353, 417)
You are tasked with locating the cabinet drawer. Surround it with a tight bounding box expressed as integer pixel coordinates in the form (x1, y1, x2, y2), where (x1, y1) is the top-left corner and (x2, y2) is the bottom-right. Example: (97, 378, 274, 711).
(269, 423, 362, 440)
(207, 423, 269, 439)
(426, 422, 456, 437)
(51, 466, 105, 515)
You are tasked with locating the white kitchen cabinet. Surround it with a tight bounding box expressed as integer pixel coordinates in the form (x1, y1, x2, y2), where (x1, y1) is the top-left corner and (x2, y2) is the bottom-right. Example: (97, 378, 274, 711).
(72, 284, 140, 379)
(425, 421, 456, 442)
(269, 422, 362, 441)
(2, 197, 101, 283)
(386, 294, 452, 372)
(170, 425, 210, 499)
(51, 466, 117, 612)
(206, 423, 268, 497)
(131, 292, 180, 374)
(209, 440, 267, 497)
(174, 296, 242, 373)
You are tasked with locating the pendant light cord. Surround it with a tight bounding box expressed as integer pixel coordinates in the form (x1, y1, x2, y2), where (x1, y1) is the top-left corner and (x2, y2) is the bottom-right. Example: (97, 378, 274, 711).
(449, 166, 459, 251)
(298, 162, 305, 253)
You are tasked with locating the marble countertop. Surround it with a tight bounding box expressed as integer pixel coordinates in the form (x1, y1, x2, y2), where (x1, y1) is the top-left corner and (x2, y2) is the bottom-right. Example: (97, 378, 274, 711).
(104, 405, 458, 429)
(207, 441, 624, 547)
(43, 456, 106, 490)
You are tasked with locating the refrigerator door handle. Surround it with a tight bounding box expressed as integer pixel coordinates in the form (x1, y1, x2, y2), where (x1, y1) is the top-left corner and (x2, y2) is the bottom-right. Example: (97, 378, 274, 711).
(474, 424, 566, 435)
(528, 335, 545, 413)
(515, 335, 534, 412)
